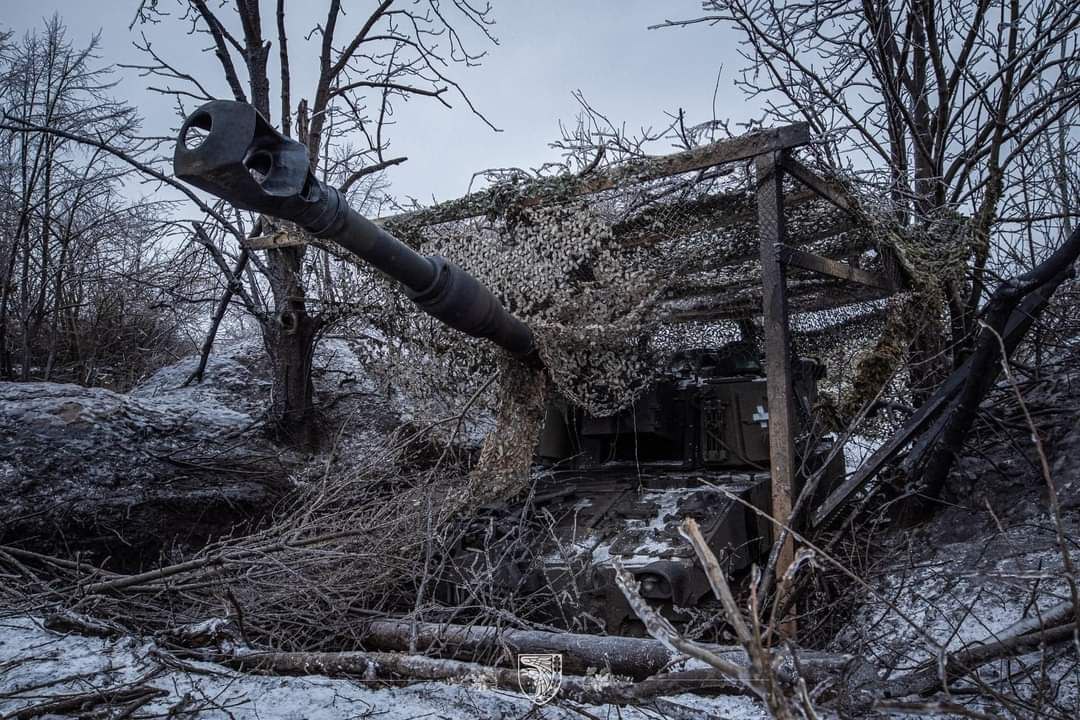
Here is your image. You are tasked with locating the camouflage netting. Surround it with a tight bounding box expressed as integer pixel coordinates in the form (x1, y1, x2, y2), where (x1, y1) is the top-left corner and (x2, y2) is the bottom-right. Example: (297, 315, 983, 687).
(0, 137, 980, 655)
(356, 139, 973, 496)
(822, 208, 973, 422)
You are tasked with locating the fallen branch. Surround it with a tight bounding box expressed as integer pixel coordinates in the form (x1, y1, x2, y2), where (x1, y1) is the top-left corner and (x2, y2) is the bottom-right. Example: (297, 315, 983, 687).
(0, 684, 167, 720)
(882, 621, 1079, 698)
(814, 222, 1080, 525)
(43, 609, 124, 638)
(184, 222, 261, 386)
(614, 518, 881, 718)
(919, 223, 1080, 500)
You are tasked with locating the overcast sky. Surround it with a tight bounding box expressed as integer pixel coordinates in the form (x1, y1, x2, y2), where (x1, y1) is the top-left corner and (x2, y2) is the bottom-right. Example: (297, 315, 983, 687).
(5, 1, 750, 205)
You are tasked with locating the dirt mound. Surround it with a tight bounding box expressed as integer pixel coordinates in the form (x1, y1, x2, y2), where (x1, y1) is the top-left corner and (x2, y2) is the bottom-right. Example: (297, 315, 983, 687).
(0, 379, 290, 565)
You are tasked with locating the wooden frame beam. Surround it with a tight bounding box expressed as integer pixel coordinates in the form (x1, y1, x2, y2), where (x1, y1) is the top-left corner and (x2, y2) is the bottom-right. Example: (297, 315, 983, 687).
(243, 230, 306, 250)
(781, 155, 908, 292)
(663, 282, 893, 323)
(778, 245, 897, 291)
(779, 155, 860, 218)
(378, 123, 811, 229)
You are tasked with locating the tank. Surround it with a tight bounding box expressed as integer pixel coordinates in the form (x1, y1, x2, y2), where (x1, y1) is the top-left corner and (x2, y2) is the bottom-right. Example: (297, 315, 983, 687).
(172, 101, 844, 635)
(442, 344, 844, 636)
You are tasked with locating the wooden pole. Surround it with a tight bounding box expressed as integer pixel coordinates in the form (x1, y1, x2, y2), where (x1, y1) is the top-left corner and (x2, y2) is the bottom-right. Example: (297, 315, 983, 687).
(756, 150, 798, 635)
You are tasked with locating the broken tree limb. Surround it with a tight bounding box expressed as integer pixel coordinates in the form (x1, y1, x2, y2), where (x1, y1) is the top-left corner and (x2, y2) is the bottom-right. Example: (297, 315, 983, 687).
(812, 372, 963, 527)
(185, 259, 250, 386)
(614, 527, 880, 716)
(362, 619, 702, 678)
(995, 601, 1075, 640)
(184, 221, 264, 387)
(919, 223, 1080, 501)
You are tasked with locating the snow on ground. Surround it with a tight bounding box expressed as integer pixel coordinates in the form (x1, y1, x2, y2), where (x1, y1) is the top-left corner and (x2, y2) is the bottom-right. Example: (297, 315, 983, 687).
(829, 499, 1080, 717)
(0, 380, 279, 541)
(133, 335, 382, 417)
(833, 520, 1074, 668)
(131, 336, 269, 419)
(0, 338, 299, 557)
(842, 434, 881, 477)
(0, 615, 767, 719)
(312, 337, 379, 396)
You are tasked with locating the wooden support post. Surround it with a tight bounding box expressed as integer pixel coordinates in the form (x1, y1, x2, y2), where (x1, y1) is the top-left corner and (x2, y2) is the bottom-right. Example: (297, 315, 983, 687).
(756, 151, 798, 634)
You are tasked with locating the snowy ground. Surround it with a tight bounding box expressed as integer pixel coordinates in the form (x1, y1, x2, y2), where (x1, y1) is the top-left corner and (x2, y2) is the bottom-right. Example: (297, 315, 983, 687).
(0, 615, 766, 720)
(828, 408, 1080, 718)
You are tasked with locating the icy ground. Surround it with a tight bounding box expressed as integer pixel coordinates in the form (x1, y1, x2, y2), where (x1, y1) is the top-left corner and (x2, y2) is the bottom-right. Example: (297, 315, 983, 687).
(0, 615, 766, 720)
(828, 376, 1080, 718)
(0, 335, 437, 560)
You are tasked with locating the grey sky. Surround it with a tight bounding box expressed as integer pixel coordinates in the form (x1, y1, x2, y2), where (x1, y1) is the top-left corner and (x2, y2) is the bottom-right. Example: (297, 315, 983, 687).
(5, 1, 749, 205)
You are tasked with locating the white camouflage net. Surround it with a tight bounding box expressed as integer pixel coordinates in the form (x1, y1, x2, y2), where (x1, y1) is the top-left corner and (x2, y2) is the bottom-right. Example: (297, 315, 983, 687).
(361, 147, 963, 492)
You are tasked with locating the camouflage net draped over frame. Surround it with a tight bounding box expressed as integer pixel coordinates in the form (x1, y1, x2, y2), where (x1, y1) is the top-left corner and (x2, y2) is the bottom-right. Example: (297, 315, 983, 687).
(373, 152, 974, 489)
(827, 208, 973, 420)
(455, 355, 549, 504)
(413, 196, 672, 417)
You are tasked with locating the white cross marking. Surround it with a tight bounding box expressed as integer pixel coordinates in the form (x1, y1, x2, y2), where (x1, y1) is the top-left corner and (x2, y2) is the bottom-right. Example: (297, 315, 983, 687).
(752, 405, 769, 428)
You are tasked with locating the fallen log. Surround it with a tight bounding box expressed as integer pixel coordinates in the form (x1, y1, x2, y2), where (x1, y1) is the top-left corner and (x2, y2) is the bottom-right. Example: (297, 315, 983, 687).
(919, 223, 1080, 500)
(359, 619, 858, 683)
(221, 648, 745, 706)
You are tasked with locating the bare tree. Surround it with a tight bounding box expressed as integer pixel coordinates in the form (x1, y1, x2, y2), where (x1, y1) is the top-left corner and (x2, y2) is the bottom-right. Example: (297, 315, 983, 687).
(655, 0, 1080, 396)
(127, 0, 498, 448)
(0, 16, 197, 387)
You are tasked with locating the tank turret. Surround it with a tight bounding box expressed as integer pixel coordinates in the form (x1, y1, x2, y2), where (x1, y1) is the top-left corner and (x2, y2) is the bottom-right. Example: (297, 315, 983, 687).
(173, 100, 534, 359)
(538, 344, 826, 469)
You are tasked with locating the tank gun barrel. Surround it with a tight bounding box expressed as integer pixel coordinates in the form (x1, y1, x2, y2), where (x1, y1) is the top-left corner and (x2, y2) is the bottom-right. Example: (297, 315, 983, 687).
(173, 100, 535, 358)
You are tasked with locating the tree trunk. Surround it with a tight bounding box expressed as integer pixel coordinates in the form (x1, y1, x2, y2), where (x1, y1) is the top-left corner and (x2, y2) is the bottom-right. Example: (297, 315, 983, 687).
(264, 244, 320, 449)
(266, 311, 319, 449)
